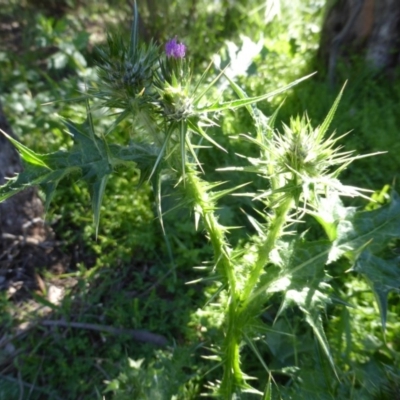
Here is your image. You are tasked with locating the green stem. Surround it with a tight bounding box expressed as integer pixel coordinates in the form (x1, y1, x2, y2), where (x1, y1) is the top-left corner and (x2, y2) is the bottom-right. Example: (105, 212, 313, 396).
(220, 305, 243, 396)
(184, 166, 245, 395)
(241, 196, 293, 307)
(185, 167, 236, 293)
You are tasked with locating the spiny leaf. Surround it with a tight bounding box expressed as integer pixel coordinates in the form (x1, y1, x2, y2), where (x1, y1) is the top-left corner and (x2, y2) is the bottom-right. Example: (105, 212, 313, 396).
(91, 175, 109, 238)
(223, 72, 255, 119)
(179, 120, 187, 180)
(40, 170, 71, 211)
(192, 59, 213, 98)
(193, 62, 230, 105)
(148, 126, 173, 180)
(262, 376, 272, 400)
(317, 82, 346, 140)
(303, 300, 338, 379)
(278, 284, 337, 378)
(354, 251, 400, 332)
(258, 237, 337, 376)
(249, 238, 331, 305)
(210, 182, 251, 202)
(310, 191, 354, 242)
(331, 191, 400, 260)
(188, 119, 227, 153)
(223, 72, 278, 143)
(0, 118, 160, 236)
(319, 191, 400, 331)
(244, 333, 270, 374)
(0, 128, 49, 169)
(197, 73, 315, 113)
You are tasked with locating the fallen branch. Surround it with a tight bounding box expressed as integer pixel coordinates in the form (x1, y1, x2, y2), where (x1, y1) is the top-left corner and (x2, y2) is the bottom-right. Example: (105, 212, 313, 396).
(41, 319, 168, 346)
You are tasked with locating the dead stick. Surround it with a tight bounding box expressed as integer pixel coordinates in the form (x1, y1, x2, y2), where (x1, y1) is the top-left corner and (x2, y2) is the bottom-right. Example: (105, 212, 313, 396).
(41, 320, 168, 346)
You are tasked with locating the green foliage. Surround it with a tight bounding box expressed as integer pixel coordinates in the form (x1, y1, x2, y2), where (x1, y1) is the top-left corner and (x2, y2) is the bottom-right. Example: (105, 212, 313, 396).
(1, 1, 400, 399)
(104, 348, 200, 399)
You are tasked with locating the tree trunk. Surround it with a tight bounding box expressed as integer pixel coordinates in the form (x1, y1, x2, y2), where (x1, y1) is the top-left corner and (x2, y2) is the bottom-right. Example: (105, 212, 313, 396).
(0, 104, 47, 241)
(0, 103, 46, 240)
(318, 0, 400, 84)
(0, 102, 67, 298)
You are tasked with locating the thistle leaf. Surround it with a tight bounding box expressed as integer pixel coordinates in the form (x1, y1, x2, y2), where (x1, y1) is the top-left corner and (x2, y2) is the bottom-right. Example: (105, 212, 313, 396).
(0, 128, 49, 169)
(0, 118, 158, 236)
(258, 237, 337, 376)
(188, 120, 227, 153)
(262, 376, 272, 400)
(331, 191, 400, 260)
(223, 72, 255, 119)
(317, 82, 346, 140)
(197, 73, 315, 113)
(354, 251, 400, 331)
(325, 191, 400, 330)
(223, 73, 277, 142)
(310, 191, 354, 242)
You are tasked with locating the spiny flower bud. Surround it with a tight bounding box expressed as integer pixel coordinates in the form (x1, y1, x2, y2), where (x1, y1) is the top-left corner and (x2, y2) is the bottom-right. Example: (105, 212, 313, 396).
(161, 83, 193, 121)
(154, 38, 193, 122)
(276, 115, 340, 179)
(94, 33, 158, 109)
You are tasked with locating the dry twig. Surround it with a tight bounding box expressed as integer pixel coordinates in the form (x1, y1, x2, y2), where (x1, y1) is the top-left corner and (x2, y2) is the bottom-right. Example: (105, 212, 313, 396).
(41, 319, 168, 346)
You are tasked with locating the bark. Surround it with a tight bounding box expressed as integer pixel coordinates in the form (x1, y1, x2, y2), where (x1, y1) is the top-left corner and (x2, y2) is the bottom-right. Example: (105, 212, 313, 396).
(318, 0, 400, 84)
(0, 102, 68, 298)
(0, 102, 46, 240)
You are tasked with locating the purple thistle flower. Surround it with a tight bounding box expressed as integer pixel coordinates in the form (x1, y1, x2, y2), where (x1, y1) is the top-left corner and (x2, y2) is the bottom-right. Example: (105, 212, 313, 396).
(165, 38, 186, 59)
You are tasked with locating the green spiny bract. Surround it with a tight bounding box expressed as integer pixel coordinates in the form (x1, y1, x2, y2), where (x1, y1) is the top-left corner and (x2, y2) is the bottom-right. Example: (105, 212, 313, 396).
(93, 32, 159, 110)
(270, 113, 371, 210)
(154, 55, 195, 123)
(159, 81, 194, 122)
(275, 114, 350, 180)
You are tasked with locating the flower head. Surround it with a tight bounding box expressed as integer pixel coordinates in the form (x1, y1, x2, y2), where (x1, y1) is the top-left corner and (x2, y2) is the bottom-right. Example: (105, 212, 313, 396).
(165, 38, 186, 59)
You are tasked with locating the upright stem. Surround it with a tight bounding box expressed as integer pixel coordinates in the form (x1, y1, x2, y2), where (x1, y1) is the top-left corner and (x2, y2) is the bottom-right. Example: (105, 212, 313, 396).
(184, 165, 245, 395)
(181, 130, 294, 395)
(185, 167, 236, 293)
(241, 196, 293, 308)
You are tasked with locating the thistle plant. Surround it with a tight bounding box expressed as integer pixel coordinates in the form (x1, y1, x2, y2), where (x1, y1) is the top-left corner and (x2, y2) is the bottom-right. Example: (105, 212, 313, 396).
(1, 3, 400, 399)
